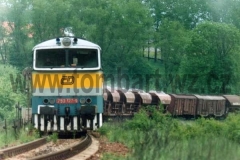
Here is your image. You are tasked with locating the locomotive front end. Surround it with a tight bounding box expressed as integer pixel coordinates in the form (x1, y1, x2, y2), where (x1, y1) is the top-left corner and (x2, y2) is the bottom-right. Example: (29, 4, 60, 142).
(31, 37, 103, 133)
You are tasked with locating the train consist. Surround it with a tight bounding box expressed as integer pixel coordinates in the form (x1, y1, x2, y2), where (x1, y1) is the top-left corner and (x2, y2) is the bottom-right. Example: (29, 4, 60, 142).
(26, 36, 240, 134)
(103, 87, 240, 119)
(30, 37, 104, 133)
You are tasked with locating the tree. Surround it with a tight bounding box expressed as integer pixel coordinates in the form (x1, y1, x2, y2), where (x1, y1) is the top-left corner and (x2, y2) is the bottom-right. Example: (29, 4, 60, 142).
(69, 0, 153, 75)
(0, 23, 8, 64)
(0, 1, 10, 64)
(180, 21, 240, 94)
(158, 20, 190, 92)
(206, 0, 240, 30)
(143, 0, 209, 62)
(2, 0, 32, 68)
(229, 0, 240, 29)
(145, 0, 209, 29)
(30, 0, 72, 43)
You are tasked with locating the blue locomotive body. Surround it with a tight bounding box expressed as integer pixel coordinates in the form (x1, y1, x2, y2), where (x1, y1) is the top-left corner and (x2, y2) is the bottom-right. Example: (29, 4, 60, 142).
(31, 37, 103, 132)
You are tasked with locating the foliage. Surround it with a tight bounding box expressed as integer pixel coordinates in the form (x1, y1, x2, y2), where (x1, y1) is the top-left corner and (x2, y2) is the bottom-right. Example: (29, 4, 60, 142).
(30, 0, 72, 42)
(1, 0, 240, 93)
(0, 124, 40, 148)
(2, 0, 33, 69)
(180, 22, 240, 94)
(0, 64, 26, 120)
(68, 0, 153, 76)
(47, 132, 58, 143)
(145, 0, 210, 29)
(102, 153, 126, 160)
(99, 110, 240, 160)
(157, 20, 191, 92)
(18, 126, 40, 143)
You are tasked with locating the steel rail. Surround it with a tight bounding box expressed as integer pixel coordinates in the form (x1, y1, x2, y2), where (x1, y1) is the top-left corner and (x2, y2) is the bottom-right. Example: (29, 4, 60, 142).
(0, 137, 47, 159)
(28, 134, 91, 160)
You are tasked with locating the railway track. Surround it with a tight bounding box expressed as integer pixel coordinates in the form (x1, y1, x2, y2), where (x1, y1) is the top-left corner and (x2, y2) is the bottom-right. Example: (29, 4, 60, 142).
(0, 134, 97, 160)
(0, 138, 47, 159)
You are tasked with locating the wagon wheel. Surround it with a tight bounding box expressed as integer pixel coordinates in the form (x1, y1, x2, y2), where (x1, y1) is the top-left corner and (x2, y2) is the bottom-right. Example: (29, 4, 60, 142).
(156, 99, 160, 110)
(122, 103, 126, 114)
(108, 103, 111, 115)
(103, 101, 108, 115)
(129, 104, 132, 114)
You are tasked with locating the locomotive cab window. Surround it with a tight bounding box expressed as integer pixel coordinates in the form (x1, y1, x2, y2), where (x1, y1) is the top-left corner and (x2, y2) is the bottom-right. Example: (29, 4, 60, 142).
(36, 49, 65, 68)
(35, 49, 99, 69)
(68, 49, 98, 68)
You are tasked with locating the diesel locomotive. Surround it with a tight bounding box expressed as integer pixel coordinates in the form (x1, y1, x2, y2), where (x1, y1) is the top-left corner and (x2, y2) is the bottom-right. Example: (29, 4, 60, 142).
(31, 37, 103, 133)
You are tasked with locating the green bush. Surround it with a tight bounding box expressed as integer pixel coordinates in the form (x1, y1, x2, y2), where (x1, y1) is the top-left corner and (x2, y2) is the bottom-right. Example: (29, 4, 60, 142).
(129, 133, 240, 160)
(47, 133, 58, 143)
(100, 110, 240, 160)
(0, 64, 26, 120)
(18, 128, 40, 143)
(102, 153, 126, 160)
(0, 126, 40, 148)
(123, 109, 154, 131)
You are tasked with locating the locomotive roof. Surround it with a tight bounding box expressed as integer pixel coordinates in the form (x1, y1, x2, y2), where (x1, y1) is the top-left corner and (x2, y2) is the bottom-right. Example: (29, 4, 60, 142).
(32, 37, 101, 50)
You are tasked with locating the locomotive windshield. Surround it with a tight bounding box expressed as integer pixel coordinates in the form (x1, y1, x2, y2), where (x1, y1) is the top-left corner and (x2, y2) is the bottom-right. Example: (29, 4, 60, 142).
(35, 49, 99, 69)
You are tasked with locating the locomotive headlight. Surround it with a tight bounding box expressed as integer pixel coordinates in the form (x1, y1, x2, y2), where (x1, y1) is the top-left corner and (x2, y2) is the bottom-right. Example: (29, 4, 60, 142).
(49, 99, 55, 104)
(80, 98, 86, 104)
(62, 37, 71, 46)
(56, 38, 61, 45)
(73, 38, 78, 44)
(43, 99, 49, 104)
(86, 98, 92, 104)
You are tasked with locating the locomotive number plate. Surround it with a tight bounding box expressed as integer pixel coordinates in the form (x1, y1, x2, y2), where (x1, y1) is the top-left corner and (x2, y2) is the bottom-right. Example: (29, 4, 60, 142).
(56, 98, 78, 104)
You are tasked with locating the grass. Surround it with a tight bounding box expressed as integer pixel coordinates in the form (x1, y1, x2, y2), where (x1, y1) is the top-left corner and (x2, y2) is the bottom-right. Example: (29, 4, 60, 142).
(99, 110, 240, 160)
(47, 132, 58, 143)
(0, 124, 40, 148)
